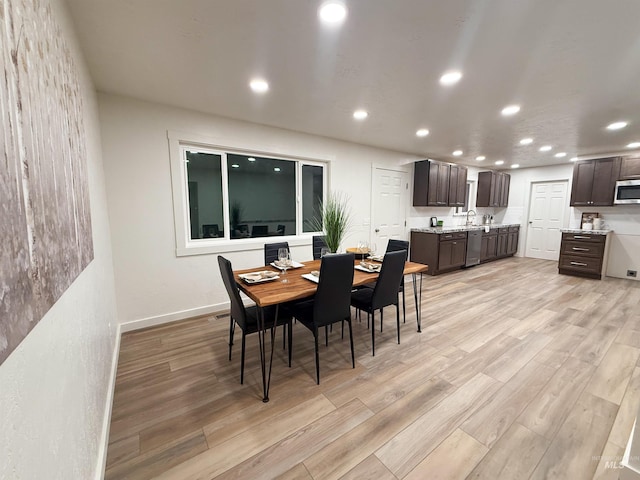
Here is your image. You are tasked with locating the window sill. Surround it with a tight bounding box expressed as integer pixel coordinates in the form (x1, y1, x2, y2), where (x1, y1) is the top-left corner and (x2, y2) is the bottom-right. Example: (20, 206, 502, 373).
(176, 235, 314, 257)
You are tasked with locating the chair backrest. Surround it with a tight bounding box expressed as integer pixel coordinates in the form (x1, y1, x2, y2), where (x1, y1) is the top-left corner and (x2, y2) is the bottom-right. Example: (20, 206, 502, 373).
(264, 241, 290, 265)
(203, 224, 220, 238)
(372, 250, 407, 309)
(313, 253, 355, 327)
(386, 239, 409, 257)
(252, 225, 269, 237)
(312, 235, 328, 260)
(217, 255, 247, 328)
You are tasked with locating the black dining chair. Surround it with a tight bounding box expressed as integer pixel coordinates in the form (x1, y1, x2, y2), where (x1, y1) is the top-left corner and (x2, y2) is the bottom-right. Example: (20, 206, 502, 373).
(289, 253, 355, 384)
(217, 255, 292, 384)
(350, 249, 406, 356)
(251, 225, 269, 237)
(312, 235, 329, 260)
(264, 242, 290, 265)
(386, 239, 409, 322)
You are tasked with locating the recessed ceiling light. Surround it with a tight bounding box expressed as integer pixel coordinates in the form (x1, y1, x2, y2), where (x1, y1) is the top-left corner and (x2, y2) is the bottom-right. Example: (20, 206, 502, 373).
(248, 157, 256, 162)
(249, 79, 269, 93)
(570, 157, 579, 162)
(519, 138, 533, 145)
(501, 105, 520, 116)
(318, 1, 347, 24)
(452, 150, 463, 156)
(231, 164, 240, 168)
(511, 164, 520, 169)
(495, 160, 505, 165)
(439, 71, 462, 86)
(274, 167, 281, 172)
(475, 156, 486, 161)
(627, 142, 640, 149)
(353, 110, 368, 120)
(555, 152, 567, 158)
(539, 145, 552, 152)
(607, 121, 628, 130)
(416, 128, 430, 137)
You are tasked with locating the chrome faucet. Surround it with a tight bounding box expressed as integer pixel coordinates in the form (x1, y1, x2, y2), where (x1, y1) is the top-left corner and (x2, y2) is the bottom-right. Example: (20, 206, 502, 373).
(466, 210, 477, 226)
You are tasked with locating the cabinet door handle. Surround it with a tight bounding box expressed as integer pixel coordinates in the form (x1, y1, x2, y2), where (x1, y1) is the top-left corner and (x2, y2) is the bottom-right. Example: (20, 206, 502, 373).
(572, 247, 589, 251)
(444, 235, 452, 239)
(574, 236, 591, 239)
(452, 242, 457, 245)
(570, 261, 588, 267)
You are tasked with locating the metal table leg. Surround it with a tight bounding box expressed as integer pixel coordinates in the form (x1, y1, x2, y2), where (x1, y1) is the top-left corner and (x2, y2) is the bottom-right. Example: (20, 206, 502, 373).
(412, 272, 423, 332)
(257, 304, 279, 402)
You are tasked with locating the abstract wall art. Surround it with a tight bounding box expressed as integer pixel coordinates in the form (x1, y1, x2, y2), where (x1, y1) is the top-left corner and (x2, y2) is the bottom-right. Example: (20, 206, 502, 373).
(0, 0, 93, 365)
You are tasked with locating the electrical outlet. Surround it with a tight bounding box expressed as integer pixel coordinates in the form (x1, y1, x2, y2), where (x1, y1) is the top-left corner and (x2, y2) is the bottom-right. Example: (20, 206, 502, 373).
(627, 270, 637, 278)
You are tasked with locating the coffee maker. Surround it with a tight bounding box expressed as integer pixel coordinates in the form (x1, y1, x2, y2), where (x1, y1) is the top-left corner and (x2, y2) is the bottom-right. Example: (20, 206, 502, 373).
(430, 217, 438, 227)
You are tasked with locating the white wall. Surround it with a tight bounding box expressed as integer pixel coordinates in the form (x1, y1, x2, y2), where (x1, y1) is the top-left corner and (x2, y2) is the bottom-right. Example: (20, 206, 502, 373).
(98, 93, 420, 325)
(0, 1, 118, 479)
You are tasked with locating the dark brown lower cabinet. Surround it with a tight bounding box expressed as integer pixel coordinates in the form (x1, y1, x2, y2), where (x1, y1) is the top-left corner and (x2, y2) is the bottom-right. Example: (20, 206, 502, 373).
(410, 231, 467, 275)
(507, 226, 519, 255)
(558, 232, 608, 279)
(497, 228, 509, 257)
(480, 231, 497, 262)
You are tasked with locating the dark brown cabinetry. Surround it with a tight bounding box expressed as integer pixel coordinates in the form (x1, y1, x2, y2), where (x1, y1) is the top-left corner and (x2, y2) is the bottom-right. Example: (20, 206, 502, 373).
(476, 171, 510, 208)
(558, 232, 608, 279)
(570, 157, 621, 206)
(480, 230, 497, 262)
(413, 160, 467, 207)
(448, 164, 468, 207)
(410, 231, 467, 275)
(619, 157, 640, 179)
(507, 226, 519, 255)
(480, 226, 518, 262)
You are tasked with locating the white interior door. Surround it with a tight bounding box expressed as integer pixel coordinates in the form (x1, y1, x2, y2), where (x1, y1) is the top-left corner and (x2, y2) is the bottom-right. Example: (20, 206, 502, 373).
(525, 181, 568, 260)
(371, 167, 408, 253)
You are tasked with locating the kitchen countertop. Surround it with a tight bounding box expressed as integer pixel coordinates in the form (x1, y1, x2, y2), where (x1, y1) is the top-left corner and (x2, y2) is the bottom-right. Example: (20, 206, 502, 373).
(411, 223, 521, 234)
(560, 228, 613, 235)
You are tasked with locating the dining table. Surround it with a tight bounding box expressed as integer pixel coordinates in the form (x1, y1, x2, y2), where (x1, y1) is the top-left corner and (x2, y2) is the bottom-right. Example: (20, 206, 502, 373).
(233, 258, 428, 402)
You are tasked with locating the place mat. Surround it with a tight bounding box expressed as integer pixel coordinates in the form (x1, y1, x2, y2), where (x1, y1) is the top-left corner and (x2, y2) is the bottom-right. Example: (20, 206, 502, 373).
(271, 260, 305, 270)
(355, 264, 381, 273)
(238, 271, 280, 284)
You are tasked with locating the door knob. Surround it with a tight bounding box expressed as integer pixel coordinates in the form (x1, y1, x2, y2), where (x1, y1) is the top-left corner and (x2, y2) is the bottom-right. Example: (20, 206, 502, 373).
(375, 228, 380, 233)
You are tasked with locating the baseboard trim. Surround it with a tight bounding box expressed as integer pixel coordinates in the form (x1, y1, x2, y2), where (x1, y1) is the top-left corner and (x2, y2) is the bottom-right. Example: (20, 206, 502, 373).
(120, 302, 231, 332)
(94, 323, 121, 480)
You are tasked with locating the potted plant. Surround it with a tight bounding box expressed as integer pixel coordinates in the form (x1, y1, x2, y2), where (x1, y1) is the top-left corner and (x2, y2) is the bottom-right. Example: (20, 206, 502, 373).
(310, 191, 353, 253)
(230, 201, 244, 236)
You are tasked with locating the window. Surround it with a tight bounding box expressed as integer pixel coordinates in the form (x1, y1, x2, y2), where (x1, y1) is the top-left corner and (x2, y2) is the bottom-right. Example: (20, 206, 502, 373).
(455, 180, 476, 214)
(170, 138, 326, 255)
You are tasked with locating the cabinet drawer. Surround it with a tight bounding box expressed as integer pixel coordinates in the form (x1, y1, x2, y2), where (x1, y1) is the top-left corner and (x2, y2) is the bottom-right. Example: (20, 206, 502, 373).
(508, 226, 520, 232)
(562, 241, 604, 258)
(439, 232, 467, 241)
(561, 232, 605, 243)
(559, 254, 602, 274)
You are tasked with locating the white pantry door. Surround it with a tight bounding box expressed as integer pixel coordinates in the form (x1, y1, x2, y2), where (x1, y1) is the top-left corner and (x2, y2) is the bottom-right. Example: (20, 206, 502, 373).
(525, 181, 568, 260)
(371, 167, 408, 253)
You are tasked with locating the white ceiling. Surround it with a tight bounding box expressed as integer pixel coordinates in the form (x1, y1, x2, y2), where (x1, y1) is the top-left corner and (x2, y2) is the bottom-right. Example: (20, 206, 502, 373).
(65, 0, 640, 169)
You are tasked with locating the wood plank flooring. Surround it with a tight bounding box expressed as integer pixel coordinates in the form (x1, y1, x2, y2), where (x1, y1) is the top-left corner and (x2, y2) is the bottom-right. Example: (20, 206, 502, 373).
(105, 257, 640, 479)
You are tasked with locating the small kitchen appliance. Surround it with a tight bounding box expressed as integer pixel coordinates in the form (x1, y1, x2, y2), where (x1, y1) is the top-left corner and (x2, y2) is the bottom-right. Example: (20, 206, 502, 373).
(430, 217, 438, 227)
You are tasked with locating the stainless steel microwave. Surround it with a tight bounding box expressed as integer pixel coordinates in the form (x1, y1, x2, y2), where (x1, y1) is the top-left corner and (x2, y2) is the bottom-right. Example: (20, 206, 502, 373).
(614, 179, 640, 204)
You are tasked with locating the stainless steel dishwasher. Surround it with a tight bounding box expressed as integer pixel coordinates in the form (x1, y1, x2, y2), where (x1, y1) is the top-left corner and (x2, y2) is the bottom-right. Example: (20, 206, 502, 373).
(465, 229, 482, 267)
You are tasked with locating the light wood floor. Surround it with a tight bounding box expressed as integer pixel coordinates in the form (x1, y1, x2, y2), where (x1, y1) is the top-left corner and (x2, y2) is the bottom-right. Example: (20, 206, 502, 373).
(105, 257, 640, 479)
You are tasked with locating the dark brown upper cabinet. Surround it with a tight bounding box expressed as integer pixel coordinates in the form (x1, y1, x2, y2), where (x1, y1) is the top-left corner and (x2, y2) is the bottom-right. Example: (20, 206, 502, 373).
(570, 157, 621, 206)
(476, 171, 510, 208)
(619, 156, 640, 179)
(413, 160, 466, 207)
(448, 164, 468, 207)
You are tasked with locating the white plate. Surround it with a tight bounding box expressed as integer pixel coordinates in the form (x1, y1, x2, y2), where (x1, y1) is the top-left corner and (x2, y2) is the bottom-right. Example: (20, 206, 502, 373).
(270, 260, 305, 270)
(367, 255, 384, 262)
(239, 271, 280, 284)
(301, 273, 319, 283)
(355, 264, 381, 273)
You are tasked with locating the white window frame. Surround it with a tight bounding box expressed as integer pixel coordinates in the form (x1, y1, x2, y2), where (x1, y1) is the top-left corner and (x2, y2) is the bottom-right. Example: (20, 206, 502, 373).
(168, 131, 329, 256)
(454, 179, 477, 215)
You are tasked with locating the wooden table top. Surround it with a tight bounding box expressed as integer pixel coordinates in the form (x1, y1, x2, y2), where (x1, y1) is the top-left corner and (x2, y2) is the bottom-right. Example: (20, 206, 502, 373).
(234, 259, 428, 307)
